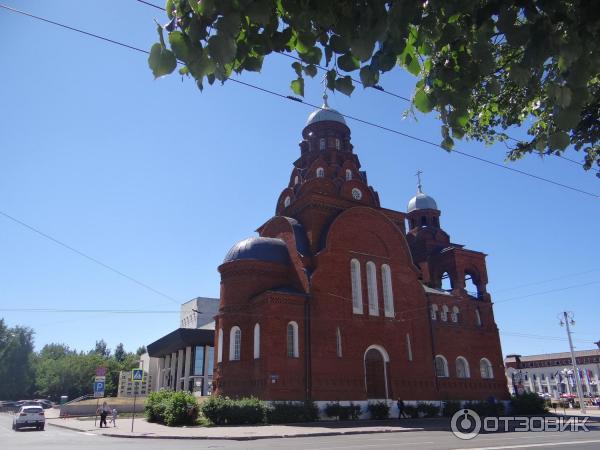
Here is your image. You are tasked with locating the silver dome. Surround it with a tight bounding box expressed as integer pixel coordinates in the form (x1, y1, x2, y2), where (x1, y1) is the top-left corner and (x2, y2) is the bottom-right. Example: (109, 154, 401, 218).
(305, 93, 346, 126)
(407, 191, 438, 212)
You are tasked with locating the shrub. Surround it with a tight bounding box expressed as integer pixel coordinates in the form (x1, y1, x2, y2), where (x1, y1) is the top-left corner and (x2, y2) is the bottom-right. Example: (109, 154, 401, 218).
(324, 402, 361, 420)
(200, 396, 268, 425)
(267, 401, 319, 424)
(442, 400, 462, 417)
(403, 405, 419, 418)
(510, 392, 547, 415)
(417, 402, 440, 418)
(367, 401, 389, 420)
(463, 400, 505, 417)
(144, 389, 199, 426)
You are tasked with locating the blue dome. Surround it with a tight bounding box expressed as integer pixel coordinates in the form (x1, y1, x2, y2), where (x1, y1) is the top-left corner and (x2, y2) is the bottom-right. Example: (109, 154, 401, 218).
(223, 237, 290, 264)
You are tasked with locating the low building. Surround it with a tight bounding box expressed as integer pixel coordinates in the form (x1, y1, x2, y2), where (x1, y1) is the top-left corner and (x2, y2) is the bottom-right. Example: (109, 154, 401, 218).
(117, 368, 152, 397)
(504, 349, 600, 398)
(146, 297, 219, 396)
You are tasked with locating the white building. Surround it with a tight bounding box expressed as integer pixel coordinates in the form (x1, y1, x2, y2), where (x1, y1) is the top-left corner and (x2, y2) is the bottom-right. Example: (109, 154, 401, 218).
(504, 349, 600, 399)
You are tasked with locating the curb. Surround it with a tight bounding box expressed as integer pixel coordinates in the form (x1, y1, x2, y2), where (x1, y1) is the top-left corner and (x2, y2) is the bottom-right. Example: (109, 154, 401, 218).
(47, 421, 422, 440)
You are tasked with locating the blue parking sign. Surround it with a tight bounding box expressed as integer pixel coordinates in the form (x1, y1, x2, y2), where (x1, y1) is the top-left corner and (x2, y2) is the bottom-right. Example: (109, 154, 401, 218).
(93, 381, 105, 398)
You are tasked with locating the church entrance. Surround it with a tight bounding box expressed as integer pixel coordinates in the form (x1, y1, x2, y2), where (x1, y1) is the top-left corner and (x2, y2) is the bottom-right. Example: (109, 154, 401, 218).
(364, 346, 389, 399)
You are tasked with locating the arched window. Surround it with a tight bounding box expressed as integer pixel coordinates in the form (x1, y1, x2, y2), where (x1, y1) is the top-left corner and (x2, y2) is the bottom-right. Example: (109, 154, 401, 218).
(465, 274, 478, 296)
(319, 138, 326, 150)
(345, 169, 352, 181)
(441, 305, 449, 322)
(366, 261, 379, 316)
(381, 264, 394, 318)
(294, 175, 299, 185)
(406, 333, 413, 361)
(441, 272, 452, 291)
(451, 306, 459, 323)
(430, 304, 438, 320)
(456, 357, 470, 378)
(253, 323, 260, 359)
(421, 216, 427, 226)
(336, 327, 342, 357)
(335, 138, 341, 150)
(475, 308, 482, 327)
(435, 355, 449, 377)
(287, 322, 299, 358)
(229, 326, 241, 361)
(283, 196, 291, 207)
(217, 329, 223, 363)
(480, 358, 494, 379)
(350, 259, 363, 314)
(316, 167, 325, 178)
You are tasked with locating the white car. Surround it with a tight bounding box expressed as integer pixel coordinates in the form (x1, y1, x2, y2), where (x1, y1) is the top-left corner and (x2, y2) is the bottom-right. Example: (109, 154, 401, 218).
(12, 405, 45, 431)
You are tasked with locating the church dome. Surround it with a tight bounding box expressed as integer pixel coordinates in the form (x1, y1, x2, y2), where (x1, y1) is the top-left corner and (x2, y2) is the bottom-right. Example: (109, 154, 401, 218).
(223, 237, 290, 264)
(407, 191, 438, 212)
(305, 93, 346, 126)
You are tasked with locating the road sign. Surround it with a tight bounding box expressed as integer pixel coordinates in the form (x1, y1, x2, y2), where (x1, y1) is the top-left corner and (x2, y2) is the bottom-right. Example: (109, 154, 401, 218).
(94, 376, 106, 383)
(131, 369, 144, 382)
(93, 380, 105, 398)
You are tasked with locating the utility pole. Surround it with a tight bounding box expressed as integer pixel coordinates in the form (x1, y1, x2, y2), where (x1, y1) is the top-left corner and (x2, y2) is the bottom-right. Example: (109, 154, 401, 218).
(559, 311, 586, 414)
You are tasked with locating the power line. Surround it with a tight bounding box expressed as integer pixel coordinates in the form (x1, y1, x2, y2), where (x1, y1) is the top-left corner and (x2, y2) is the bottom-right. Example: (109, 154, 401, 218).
(0, 308, 178, 314)
(493, 268, 600, 293)
(3, 3, 597, 199)
(495, 280, 600, 304)
(0, 209, 181, 305)
(137, 0, 599, 174)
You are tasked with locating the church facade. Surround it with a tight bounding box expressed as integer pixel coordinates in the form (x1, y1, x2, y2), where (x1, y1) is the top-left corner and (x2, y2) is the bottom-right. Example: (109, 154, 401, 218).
(213, 98, 509, 403)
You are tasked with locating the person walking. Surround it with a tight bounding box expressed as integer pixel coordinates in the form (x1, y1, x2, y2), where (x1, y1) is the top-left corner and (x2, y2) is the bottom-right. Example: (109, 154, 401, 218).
(111, 408, 118, 427)
(99, 402, 110, 428)
(397, 399, 405, 419)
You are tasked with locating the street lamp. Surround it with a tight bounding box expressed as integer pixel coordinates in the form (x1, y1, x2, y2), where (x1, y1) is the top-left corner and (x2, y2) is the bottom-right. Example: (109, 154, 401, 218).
(559, 311, 586, 414)
(507, 354, 523, 396)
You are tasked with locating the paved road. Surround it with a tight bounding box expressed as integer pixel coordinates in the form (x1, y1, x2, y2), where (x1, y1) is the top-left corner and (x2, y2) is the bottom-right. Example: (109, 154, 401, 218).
(2, 414, 600, 450)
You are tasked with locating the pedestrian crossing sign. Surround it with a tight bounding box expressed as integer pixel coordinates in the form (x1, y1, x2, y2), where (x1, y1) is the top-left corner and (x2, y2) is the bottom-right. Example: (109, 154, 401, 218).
(131, 369, 144, 382)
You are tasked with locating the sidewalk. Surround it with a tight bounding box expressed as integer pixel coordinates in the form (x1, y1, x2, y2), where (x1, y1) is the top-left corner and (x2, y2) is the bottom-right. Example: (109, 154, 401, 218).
(46, 415, 426, 440)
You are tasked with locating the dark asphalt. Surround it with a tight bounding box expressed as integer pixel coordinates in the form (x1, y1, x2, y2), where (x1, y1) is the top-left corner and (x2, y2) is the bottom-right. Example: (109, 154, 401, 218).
(1, 413, 600, 450)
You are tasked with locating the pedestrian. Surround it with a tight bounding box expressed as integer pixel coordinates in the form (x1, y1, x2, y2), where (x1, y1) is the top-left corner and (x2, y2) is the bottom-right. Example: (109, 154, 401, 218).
(99, 401, 109, 428)
(397, 398, 405, 419)
(111, 408, 118, 427)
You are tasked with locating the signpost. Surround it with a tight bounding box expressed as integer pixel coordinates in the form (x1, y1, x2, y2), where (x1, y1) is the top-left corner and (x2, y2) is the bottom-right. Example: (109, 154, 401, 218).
(93, 368, 106, 427)
(131, 369, 144, 432)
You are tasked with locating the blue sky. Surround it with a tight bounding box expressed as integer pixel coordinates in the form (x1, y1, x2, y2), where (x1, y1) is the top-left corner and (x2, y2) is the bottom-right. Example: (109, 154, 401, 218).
(1, 0, 598, 358)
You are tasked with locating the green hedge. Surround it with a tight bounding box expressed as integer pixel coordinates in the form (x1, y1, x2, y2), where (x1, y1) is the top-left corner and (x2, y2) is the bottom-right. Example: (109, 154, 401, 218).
(367, 401, 389, 420)
(267, 401, 319, 424)
(442, 400, 462, 417)
(510, 392, 547, 415)
(200, 396, 268, 425)
(417, 402, 440, 418)
(145, 389, 199, 426)
(463, 399, 505, 417)
(324, 402, 361, 420)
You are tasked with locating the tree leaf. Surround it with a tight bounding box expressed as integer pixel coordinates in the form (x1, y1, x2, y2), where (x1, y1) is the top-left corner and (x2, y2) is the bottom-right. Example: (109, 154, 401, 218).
(304, 64, 318, 78)
(335, 76, 355, 96)
(330, 35, 349, 54)
(298, 46, 322, 65)
(207, 35, 237, 66)
(338, 53, 360, 72)
(291, 77, 304, 96)
(548, 131, 571, 150)
(359, 65, 379, 87)
(148, 43, 177, 79)
(168, 31, 189, 63)
(292, 61, 302, 76)
(414, 88, 433, 113)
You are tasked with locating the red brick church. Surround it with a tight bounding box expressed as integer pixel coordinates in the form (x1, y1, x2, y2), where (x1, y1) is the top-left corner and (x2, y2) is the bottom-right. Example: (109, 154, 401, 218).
(213, 96, 508, 403)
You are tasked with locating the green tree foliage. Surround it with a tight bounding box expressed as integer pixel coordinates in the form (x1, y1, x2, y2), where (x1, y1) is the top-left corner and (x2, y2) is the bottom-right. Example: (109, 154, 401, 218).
(136, 345, 147, 356)
(114, 343, 126, 362)
(149, 0, 600, 175)
(91, 339, 110, 358)
(0, 319, 35, 400)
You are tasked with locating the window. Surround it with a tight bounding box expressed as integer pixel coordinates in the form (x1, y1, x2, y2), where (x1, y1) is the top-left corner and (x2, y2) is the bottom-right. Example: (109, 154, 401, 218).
(316, 167, 325, 178)
(294, 175, 299, 185)
(441, 272, 452, 291)
(253, 323, 260, 359)
(193, 346, 205, 376)
(287, 322, 299, 358)
(345, 169, 352, 181)
(319, 138, 325, 150)
(456, 357, 470, 378)
(406, 333, 413, 361)
(475, 308, 482, 327)
(335, 138, 341, 150)
(351, 188, 362, 200)
(284, 196, 291, 207)
(229, 326, 241, 361)
(465, 274, 478, 296)
(366, 261, 379, 316)
(480, 358, 494, 379)
(421, 216, 427, 226)
(381, 264, 394, 318)
(430, 304, 438, 320)
(350, 259, 363, 314)
(336, 327, 342, 357)
(441, 305, 449, 322)
(451, 306, 459, 323)
(435, 355, 449, 377)
(217, 329, 223, 363)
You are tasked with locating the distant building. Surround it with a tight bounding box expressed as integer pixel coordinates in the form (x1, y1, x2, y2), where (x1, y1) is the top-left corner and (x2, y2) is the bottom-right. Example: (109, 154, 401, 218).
(505, 349, 600, 398)
(147, 297, 219, 396)
(117, 355, 155, 398)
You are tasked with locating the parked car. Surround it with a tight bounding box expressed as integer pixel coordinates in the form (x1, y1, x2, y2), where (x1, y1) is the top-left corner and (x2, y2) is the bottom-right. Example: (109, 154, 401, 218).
(13, 405, 45, 431)
(34, 399, 53, 409)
